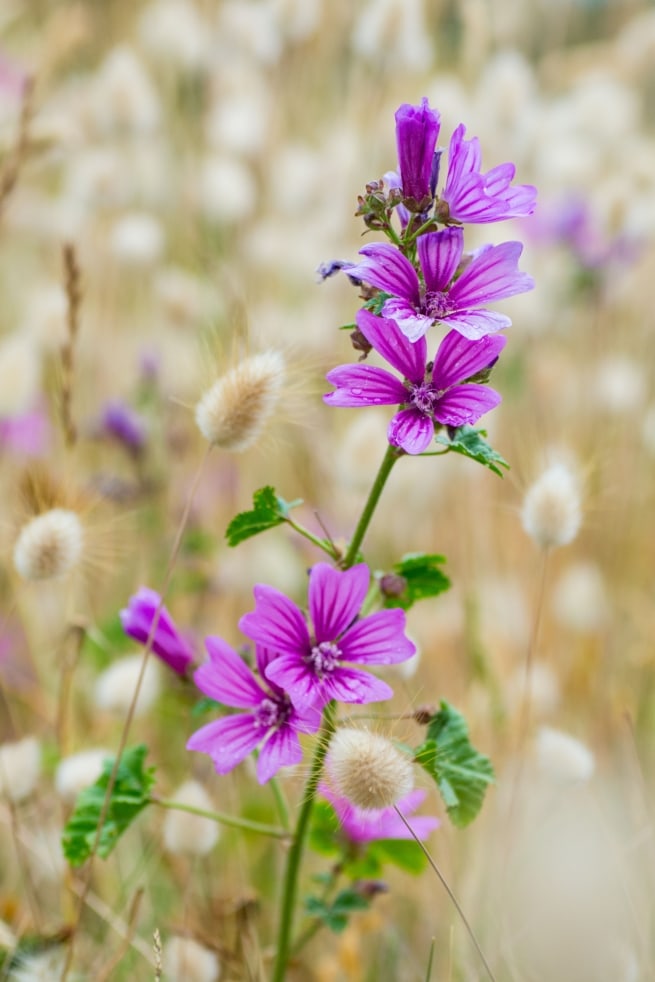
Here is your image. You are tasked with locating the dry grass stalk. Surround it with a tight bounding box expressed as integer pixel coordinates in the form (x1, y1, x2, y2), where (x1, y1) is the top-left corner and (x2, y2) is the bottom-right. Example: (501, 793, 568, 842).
(0, 76, 34, 222)
(59, 243, 83, 448)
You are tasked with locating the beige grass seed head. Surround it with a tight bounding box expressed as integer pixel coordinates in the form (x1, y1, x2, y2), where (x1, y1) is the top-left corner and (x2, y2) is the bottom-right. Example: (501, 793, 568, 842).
(13, 508, 84, 581)
(163, 936, 221, 982)
(521, 462, 582, 549)
(163, 780, 220, 856)
(327, 728, 414, 811)
(195, 349, 285, 452)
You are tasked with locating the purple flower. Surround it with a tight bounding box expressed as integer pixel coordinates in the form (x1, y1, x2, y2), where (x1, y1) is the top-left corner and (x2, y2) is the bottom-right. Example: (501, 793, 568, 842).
(187, 638, 321, 783)
(395, 98, 441, 209)
(102, 400, 147, 452)
(325, 309, 505, 455)
(320, 785, 439, 844)
(120, 588, 194, 675)
(440, 124, 537, 224)
(0, 406, 50, 457)
(347, 228, 533, 343)
(238, 564, 415, 711)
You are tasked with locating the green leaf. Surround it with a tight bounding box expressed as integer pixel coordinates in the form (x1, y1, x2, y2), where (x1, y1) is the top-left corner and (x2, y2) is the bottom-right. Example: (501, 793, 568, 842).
(62, 745, 156, 867)
(304, 889, 370, 933)
(435, 426, 509, 477)
(380, 553, 450, 611)
(363, 291, 393, 316)
(225, 486, 302, 547)
(369, 838, 427, 874)
(414, 702, 494, 828)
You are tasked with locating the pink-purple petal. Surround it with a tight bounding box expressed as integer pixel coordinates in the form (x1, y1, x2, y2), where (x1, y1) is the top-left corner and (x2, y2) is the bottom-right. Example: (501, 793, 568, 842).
(441, 309, 511, 340)
(309, 563, 370, 643)
(417, 228, 464, 293)
(324, 364, 407, 407)
(257, 726, 303, 783)
(433, 384, 501, 426)
(239, 585, 310, 655)
(356, 308, 426, 381)
(195, 638, 264, 708)
(349, 243, 420, 304)
(381, 298, 433, 343)
(432, 330, 506, 389)
(339, 608, 415, 665)
(321, 667, 395, 705)
(264, 654, 319, 708)
(449, 241, 534, 308)
(388, 408, 434, 454)
(186, 715, 261, 773)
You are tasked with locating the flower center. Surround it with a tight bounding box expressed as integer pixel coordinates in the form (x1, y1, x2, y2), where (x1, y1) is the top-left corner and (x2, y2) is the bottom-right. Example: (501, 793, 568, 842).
(308, 640, 342, 678)
(410, 381, 437, 415)
(255, 694, 291, 731)
(423, 290, 452, 321)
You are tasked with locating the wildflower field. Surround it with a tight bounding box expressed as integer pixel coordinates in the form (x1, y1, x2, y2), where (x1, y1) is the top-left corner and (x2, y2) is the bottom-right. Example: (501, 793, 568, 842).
(1, 1, 655, 980)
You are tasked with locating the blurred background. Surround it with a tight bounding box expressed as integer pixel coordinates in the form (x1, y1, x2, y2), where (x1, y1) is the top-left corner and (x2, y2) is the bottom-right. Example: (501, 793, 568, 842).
(1, 0, 655, 979)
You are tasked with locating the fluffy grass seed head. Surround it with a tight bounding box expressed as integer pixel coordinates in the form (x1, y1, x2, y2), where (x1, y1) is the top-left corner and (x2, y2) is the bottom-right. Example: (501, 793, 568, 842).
(195, 349, 285, 452)
(327, 728, 414, 811)
(163, 936, 221, 982)
(163, 780, 220, 855)
(13, 508, 84, 581)
(521, 462, 582, 549)
(55, 748, 111, 802)
(0, 736, 41, 803)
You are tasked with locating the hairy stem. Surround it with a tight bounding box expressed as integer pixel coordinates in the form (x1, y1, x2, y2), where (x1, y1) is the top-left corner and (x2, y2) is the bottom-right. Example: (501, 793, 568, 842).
(150, 796, 290, 840)
(342, 443, 401, 568)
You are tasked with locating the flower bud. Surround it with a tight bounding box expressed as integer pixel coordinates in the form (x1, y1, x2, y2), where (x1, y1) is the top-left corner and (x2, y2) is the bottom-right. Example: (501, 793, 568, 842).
(195, 350, 285, 452)
(120, 587, 194, 674)
(162, 780, 220, 855)
(521, 463, 582, 549)
(395, 98, 440, 209)
(13, 508, 84, 581)
(327, 728, 414, 811)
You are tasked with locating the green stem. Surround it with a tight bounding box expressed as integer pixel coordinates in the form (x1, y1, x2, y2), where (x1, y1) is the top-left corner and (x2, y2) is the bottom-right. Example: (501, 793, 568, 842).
(285, 517, 339, 560)
(149, 797, 289, 840)
(269, 776, 291, 833)
(271, 701, 338, 982)
(342, 444, 401, 568)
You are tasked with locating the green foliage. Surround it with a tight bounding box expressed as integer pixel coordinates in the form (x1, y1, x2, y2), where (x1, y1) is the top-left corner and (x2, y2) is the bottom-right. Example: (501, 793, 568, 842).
(304, 889, 370, 933)
(414, 702, 494, 828)
(435, 426, 509, 477)
(62, 745, 155, 867)
(225, 486, 302, 547)
(363, 291, 393, 316)
(191, 696, 221, 718)
(380, 553, 450, 611)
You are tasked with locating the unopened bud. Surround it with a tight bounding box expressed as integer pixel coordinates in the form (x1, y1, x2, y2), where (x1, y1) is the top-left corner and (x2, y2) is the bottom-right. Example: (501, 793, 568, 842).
(195, 350, 285, 452)
(327, 728, 414, 811)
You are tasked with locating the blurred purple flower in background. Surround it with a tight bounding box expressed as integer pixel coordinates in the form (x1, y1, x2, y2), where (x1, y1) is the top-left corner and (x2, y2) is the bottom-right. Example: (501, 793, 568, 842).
(101, 399, 147, 453)
(347, 228, 533, 342)
(0, 406, 50, 457)
(320, 785, 439, 844)
(187, 638, 321, 783)
(325, 309, 505, 454)
(239, 563, 415, 710)
(440, 123, 537, 224)
(121, 587, 194, 674)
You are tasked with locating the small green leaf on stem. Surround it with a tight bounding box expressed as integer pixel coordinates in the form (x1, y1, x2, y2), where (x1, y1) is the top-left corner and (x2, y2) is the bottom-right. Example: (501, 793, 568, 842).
(435, 426, 509, 478)
(62, 745, 155, 866)
(414, 702, 494, 828)
(379, 553, 450, 611)
(304, 889, 370, 934)
(225, 486, 302, 547)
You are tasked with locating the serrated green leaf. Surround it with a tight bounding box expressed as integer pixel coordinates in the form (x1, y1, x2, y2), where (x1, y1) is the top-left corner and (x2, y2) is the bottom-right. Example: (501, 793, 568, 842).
(414, 702, 494, 828)
(435, 426, 509, 477)
(62, 745, 155, 867)
(304, 889, 370, 933)
(381, 552, 451, 611)
(225, 486, 302, 547)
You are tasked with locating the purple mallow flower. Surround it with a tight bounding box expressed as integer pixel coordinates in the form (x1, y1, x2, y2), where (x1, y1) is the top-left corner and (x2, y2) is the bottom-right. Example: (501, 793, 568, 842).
(101, 400, 147, 452)
(239, 563, 415, 711)
(325, 308, 505, 455)
(120, 587, 194, 675)
(395, 98, 440, 209)
(187, 638, 321, 783)
(0, 406, 50, 457)
(347, 227, 533, 343)
(320, 785, 439, 844)
(440, 123, 537, 224)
